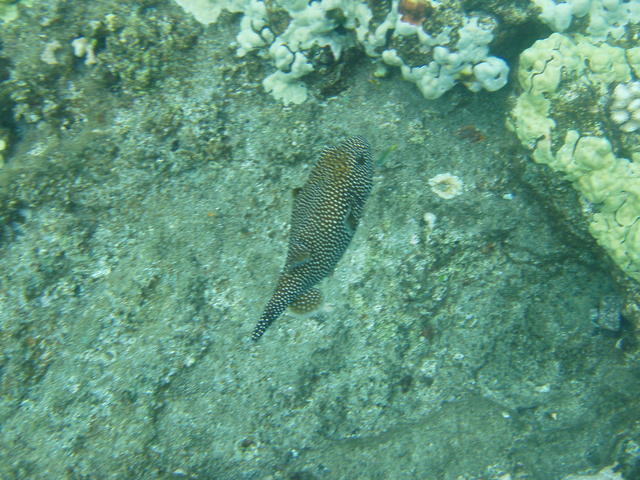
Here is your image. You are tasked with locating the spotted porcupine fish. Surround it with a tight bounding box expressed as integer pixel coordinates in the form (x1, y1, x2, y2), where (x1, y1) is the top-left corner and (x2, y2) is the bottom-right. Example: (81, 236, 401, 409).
(252, 136, 373, 340)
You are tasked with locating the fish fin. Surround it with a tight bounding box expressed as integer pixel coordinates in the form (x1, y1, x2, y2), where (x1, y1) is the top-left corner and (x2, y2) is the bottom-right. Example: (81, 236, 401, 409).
(289, 288, 323, 314)
(345, 205, 359, 236)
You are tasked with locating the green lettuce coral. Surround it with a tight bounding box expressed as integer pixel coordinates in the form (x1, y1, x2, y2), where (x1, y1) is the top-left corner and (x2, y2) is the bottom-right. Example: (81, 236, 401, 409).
(508, 32, 640, 281)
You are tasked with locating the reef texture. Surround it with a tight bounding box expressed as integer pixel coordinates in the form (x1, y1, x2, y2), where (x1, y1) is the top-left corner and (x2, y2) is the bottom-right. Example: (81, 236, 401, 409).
(1, 1, 640, 479)
(173, 0, 518, 103)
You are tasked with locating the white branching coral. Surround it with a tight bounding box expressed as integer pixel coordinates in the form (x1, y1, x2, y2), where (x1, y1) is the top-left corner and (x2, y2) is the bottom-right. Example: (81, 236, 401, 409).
(532, 0, 640, 40)
(173, 0, 509, 104)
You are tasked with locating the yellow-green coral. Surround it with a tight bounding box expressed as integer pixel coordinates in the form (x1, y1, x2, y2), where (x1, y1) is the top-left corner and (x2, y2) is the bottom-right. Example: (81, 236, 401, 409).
(508, 33, 640, 281)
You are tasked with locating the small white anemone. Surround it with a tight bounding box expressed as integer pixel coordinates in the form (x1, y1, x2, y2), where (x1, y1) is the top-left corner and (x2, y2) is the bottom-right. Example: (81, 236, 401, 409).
(428, 173, 463, 199)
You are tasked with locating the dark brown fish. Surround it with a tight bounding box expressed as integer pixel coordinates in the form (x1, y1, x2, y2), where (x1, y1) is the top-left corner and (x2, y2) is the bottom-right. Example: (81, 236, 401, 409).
(252, 136, 373, 340)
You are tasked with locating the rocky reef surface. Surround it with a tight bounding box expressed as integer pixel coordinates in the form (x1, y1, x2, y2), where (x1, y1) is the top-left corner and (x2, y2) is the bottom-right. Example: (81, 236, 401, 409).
(0, 1, 639, 479)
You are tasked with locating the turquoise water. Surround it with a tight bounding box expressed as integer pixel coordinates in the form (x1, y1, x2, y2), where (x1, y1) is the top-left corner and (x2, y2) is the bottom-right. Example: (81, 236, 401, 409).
(0, 1, 639, 479)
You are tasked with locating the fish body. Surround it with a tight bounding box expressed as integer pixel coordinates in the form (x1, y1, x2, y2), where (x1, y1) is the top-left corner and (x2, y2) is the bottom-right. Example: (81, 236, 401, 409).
(252, 136, 373, 340)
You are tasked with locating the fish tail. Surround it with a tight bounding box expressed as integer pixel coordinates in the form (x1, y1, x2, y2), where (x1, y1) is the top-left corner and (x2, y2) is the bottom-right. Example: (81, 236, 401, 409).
(252, 299, 287, 341)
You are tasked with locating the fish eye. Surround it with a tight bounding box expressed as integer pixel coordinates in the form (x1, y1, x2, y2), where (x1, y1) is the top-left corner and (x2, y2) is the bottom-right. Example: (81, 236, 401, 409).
(356, 153, 370, 164)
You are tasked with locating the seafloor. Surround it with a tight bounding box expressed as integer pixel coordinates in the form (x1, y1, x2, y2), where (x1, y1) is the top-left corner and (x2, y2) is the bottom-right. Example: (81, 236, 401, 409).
(0, 1, 639, 480)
